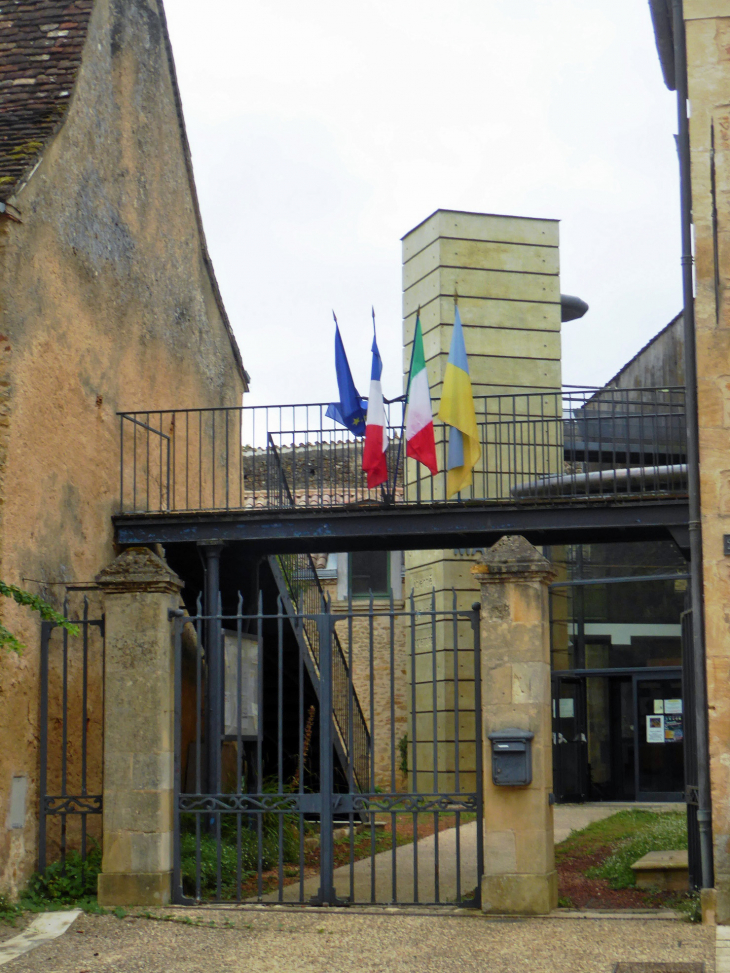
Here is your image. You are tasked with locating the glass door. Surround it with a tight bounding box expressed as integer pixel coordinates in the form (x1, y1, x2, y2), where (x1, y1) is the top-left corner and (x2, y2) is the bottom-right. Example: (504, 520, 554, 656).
(552, 677, 588, 802)
(634, 675, 684, 801)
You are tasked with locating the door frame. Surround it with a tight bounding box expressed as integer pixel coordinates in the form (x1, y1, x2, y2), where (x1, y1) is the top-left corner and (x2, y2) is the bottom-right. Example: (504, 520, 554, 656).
(552, 666, 683, 804)
(632, 670, 684, 802)
(551, 675, 589, 803)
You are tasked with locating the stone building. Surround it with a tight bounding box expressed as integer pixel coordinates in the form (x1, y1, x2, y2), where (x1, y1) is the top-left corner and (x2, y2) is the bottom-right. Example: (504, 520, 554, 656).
(321, 259, 689, 809)
(651, 0, 730, 934)
(0, 0, 246, 894)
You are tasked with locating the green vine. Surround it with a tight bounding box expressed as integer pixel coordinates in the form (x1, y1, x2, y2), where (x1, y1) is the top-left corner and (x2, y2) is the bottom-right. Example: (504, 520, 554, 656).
(398, 733, 409, 778)
(0, 581, 79, 654)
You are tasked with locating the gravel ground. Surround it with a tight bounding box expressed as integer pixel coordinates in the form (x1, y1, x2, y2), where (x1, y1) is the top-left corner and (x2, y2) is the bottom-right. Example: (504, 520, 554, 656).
(2, 907, 714, 973)
(0, 912, 32, 944)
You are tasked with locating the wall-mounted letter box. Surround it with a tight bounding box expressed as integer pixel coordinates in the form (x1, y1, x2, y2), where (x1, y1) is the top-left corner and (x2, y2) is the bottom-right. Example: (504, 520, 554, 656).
(488, 728, 534, 786)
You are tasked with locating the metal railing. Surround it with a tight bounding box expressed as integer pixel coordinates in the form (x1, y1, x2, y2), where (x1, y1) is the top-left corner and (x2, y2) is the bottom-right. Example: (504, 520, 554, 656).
(265, 434, 370, 791)
(275, 552, 371, 792)
(118, 386, 687, 514)
(39, 597, 105, 874)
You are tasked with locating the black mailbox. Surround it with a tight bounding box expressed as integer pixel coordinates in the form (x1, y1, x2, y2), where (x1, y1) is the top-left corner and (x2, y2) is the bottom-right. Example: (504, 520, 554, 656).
(488, 728, 534, 786)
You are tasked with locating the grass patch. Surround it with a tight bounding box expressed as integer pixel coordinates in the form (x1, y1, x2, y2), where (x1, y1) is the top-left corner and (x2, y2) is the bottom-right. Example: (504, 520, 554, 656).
(669, 891, 702, 922)
(556, 809, 666, 862)
(0, 846, 108, 921)
(555, 809, 697, 918)
(179, 813, 300, 899)
(0, 893, 22, 927)
(23, 847, 102, 907)
(584, 811, 687, 889)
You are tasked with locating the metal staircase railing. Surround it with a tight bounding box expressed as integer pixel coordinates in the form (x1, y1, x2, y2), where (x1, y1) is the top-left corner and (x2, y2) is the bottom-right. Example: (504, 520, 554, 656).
(266, 438, 371, 792)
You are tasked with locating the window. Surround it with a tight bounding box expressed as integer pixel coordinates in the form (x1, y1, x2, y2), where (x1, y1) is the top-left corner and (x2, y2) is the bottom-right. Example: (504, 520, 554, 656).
(349, 551, 390, 597)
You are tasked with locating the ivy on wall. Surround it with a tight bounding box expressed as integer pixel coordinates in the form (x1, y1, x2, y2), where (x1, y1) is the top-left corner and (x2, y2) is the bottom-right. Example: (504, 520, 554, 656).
(0, 581, 78, 653)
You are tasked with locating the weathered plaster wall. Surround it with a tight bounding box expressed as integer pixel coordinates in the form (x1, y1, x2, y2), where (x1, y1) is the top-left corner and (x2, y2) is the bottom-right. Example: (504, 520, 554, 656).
(686, 0, 730, 919)
(607, 313, 685, 390)
(0, 0, 245, 892)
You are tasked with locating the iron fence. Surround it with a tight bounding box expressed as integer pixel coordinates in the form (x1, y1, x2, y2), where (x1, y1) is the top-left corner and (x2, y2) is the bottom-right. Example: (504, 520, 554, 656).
(118, 386, 687, 514)
(172, 595, 483, 907)
(274, 552, 371, 792)
(39, 597, 105, 874)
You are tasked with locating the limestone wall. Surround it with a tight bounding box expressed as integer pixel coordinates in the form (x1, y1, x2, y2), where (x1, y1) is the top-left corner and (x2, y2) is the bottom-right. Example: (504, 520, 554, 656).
(402, 210, 562, 796)
(685, 0, 730, 918)
(0, 0, 245, 892)
(321, 578, 409, 792)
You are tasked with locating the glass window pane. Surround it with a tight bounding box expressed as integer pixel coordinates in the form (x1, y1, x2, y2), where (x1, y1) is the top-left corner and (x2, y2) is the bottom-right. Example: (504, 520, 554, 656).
(350, 551, 389, 596)
(637, 678, 684, 796)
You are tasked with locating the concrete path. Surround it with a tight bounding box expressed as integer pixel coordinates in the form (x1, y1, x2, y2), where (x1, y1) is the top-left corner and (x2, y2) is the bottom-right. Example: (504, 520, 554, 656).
(270, 822, 481, 905)
(3, 908, 714, 973)
(262, 802, 684, 906)
(0, 911, 80, 967)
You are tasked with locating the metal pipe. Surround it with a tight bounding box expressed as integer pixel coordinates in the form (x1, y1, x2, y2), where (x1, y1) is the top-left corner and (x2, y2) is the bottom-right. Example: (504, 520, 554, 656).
(510, 463, 687, 498)
(200, 541, 224, 801)
(672, 0, 713, 889)
(550, 572, 690, 589)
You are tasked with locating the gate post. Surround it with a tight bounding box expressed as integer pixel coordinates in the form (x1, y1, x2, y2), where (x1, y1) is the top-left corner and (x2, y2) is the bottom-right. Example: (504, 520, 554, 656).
(95, 546, 183, 907)
(472, 535, 557, 915)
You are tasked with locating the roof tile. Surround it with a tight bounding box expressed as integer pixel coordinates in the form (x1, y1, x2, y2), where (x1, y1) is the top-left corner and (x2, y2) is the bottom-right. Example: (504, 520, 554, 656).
(0, 0, 93, 198)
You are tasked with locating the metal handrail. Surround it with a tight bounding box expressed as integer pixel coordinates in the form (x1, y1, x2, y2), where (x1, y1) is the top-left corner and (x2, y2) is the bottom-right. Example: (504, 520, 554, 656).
(117, 386, 687, 514)
(270, 438, 371, 791)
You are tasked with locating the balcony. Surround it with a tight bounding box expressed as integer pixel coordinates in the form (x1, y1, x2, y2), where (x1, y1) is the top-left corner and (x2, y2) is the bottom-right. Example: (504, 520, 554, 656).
(117, 386, 687, 518)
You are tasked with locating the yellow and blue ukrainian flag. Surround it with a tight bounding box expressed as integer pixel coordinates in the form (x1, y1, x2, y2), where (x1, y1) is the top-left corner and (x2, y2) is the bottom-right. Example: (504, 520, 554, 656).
(437, 304, 481, 498)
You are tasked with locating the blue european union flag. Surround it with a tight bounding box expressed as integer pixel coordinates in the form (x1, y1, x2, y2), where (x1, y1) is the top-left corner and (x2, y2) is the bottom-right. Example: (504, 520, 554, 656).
(327, 320, 367, 436)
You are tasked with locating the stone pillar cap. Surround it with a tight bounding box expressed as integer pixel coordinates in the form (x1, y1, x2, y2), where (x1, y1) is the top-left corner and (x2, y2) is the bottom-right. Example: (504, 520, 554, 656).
(471, 535, 556, 582)
(96, 546, 183, 594)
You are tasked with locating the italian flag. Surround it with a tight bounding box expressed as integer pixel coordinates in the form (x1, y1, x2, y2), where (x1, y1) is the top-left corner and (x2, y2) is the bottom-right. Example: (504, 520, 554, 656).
(405, 315, 438, 475)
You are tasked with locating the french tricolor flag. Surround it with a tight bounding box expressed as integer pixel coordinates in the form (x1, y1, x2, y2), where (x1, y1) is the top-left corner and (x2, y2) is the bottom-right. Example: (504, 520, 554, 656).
(362, 325, 388, 490)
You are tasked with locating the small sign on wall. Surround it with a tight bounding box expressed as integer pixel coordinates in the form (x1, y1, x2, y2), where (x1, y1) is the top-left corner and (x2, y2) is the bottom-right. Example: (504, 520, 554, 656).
(558, 698, 575, 718)
(7, 776, 27, 829)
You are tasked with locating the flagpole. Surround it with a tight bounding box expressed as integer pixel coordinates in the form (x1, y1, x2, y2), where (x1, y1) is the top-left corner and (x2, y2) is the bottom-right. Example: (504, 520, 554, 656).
(369, 306, 390, 504)
(389, 306, 418, 505)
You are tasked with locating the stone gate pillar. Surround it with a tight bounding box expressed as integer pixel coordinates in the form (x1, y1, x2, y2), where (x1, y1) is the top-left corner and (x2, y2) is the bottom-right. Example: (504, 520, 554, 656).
(472, 535, 557, 915)
(95, 546, 183, 907)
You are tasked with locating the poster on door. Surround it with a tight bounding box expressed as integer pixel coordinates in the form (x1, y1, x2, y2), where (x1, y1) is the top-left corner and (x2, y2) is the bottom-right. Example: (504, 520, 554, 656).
(646, 714, 665, 743)
(664, 713, 683, 742)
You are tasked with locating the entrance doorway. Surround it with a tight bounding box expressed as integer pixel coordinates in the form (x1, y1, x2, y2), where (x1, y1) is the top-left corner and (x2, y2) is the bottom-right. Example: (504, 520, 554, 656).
(552, 671, 683, 803)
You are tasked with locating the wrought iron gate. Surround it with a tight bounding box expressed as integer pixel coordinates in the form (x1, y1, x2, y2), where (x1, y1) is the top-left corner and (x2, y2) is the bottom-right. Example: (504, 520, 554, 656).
(172, 593, 483, 907)
(38, 597, 105, 872)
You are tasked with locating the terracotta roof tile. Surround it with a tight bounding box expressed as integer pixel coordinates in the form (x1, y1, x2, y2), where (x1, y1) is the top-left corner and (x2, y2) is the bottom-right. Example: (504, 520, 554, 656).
(0, 0, 93, 198)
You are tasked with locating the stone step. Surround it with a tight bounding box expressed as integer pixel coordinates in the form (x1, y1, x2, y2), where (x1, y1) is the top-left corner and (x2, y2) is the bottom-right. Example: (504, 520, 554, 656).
(630, 849, 689, 891)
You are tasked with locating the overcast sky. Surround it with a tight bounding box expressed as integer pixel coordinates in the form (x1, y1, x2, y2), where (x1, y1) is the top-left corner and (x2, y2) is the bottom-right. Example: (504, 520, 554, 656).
(164, 0, 681, 407)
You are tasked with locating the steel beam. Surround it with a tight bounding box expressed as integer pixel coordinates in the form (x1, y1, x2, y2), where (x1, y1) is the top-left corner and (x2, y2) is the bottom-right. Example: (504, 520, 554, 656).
(115, 500, 690, 554)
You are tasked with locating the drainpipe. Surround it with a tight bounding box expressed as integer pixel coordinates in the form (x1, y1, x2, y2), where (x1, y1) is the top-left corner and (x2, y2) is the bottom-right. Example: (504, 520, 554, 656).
(671, 0, 714, 889)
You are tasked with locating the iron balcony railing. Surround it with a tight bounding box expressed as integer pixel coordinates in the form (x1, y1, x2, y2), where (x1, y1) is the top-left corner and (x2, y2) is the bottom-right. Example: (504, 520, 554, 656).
(118, 386, 687, 514)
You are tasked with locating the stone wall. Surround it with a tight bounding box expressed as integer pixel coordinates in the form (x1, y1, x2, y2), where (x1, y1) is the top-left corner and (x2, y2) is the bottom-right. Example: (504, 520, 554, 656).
(402, 210, 562, 796)
(321, 578, 408, 791)
(685, 0, 730, 921)
(0, 0, 245, 893)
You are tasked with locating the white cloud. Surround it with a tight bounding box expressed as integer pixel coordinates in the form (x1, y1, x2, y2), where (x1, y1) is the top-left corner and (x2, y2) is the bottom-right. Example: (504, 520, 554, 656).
(165, 0, 681, 404)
